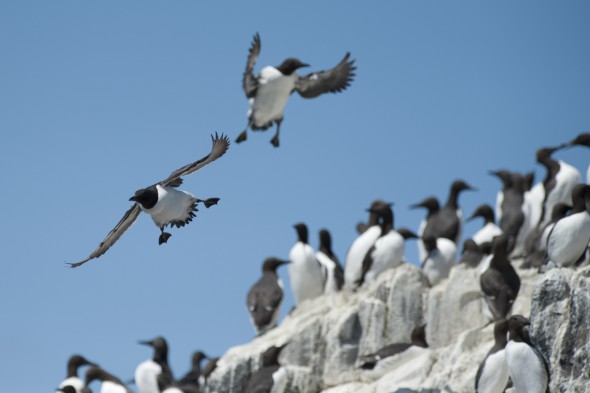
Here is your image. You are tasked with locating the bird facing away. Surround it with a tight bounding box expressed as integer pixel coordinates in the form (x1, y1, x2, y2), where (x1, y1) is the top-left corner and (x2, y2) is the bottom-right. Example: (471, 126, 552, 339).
(247, 257, 290, 335)
(316, 228, 344, 293)
(81, 366, 132, 393)
(410, 196, 441, 264)
(546, 184, 590, 267)
(244, 345, 286, 393)
(177, 351, 208, 390)
(480, 234, 521, 321)
(358, 324, 428, 369)
(288, 223, 325, 304)
(467, 204, 503, 246)
(69, 133, 230, 268)
(421, 236, 457, 286)
(59, 354, 99, 393)
(236, 33, 356, 147)
(474, 319, 510, 393)
(505, 315, 550, 393)
(135, 336, 174, 393)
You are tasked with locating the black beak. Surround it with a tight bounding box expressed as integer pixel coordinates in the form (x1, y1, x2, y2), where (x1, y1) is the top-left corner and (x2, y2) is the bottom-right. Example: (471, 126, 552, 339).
(138, 340, 153, 347)
(129, 196, 136, 202)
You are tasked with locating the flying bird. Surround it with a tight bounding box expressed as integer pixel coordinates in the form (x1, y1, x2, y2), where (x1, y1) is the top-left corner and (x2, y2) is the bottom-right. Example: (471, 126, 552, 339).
(236, 33, 356, 147)
(69, 133, 230, 268)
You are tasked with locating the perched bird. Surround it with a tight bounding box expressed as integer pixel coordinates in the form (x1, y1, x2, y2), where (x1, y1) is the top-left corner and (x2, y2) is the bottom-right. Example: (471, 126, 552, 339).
(316, 229, 344, 293)
(59, 354, 98, 393)
(499, 172, 527, 248)
(410, 196, 440, 264)
(489, 170, 513, 223)
(536, 146, 580, 227)
(81, 366, 132, 393)
(467, 204, 503, 246)
(458, 239, 486, 268)
(344, 200, 386, 287)
(480, 234, 521, 321)
(69, 133, 230, 267)
(135, 336, 174, 393)
(546, 184, 590, 267)
(176, 351, 208, 391)
(236, 33, 356, 147)
(244, 345, 286, 393)
(422, 179, 476, 248)
(556, 132, 590, 183)
(505, 315, 550, 393)
(358, 324, 428, 369)
(247, 257, 290, 335)
(421, 236, 457, 286)
(474, 319, 510, 393)
(199, 357, 220, 388)
(288, 223, 325, 304)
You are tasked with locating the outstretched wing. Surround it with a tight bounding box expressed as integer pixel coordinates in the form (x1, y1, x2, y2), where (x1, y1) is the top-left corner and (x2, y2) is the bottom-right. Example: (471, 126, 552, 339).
(295, 52, 356, 98)
(69, 204, 141, 268)
(160, 133, 230, 186)
(243, 33, 261, 98)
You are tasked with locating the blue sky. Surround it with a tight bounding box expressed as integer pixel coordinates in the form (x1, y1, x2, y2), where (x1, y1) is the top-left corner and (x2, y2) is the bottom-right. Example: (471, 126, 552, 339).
(1, 2, 589, 391)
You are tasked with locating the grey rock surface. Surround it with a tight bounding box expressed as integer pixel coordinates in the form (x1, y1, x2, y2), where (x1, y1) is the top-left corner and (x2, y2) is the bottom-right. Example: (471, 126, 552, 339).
(204, 263, 590, 393)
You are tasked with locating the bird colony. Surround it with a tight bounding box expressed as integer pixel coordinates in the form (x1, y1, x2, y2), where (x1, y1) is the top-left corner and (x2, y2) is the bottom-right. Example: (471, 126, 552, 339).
(59, 33, 590, 393)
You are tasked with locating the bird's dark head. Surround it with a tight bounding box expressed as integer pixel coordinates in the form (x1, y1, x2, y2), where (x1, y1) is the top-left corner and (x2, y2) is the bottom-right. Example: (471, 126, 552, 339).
(488, 169, 512, 187)
(192, 351, 208, 365)
(260, 344, 287, 366)
(262, 257, 290, 273)
(68, 354, 98, 372)
(409, 197, 440, 213)
(507, 314, 530, 339)
(451, 179, 476, 193)
(293, 222, 309, 244)
(536, 147, 558, 163)
(276, 58, 309, 75)
(129, 187, 158, 209)
(139, 336, 168, 361)
(462, 239, 480, 253)
(570, 132, 590, 147)
(319, 229, 332, 250)
(467, 204, 495, 223)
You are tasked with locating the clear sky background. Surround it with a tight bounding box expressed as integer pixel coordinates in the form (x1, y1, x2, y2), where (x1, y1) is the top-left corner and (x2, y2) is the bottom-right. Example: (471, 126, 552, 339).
(1, 2, 589, 391)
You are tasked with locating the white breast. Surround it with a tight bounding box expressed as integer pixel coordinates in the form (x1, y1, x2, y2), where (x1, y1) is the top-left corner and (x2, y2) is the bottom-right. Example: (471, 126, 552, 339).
(416, 219, 427, 263)
(142, 185, 197, 228)
(505, 341, 548, 393)
(476, 349, 509, 393)
(422, 238, 457, 286)
(547, 212, 590, 267)
(316, 251, 338, 294)
(59, 377, 84, 393)
(288, 242, 324, 304)
(363, 231, 404, 285)
(101, 381, 128, 393)
(541, 160, 580, 227)
(135, 359, 162, 393)
(472, 222, 503, 245)
(496, 191, 504, 223)
(344, 226, 382, 287)
(250, 67, 297, 127)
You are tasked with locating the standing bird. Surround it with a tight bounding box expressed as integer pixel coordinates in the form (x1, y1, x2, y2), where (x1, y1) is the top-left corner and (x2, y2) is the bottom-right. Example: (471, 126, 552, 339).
(81, 366, 132, 393)
(247, 257, 290, 335)
(358, 324, 428, 369)
(288, 223, 325, 304)
(135, 337, 174, 393)
(422, 179, 476, 248)
(244, 345, 286, 393)
(421, 236, 457, 286)
(59, 354, 98, 393)
(474, 319, 510, 393)
(467, 204, 503, 246)
(480, 234, 521, 321)
(410, 196, 440, 264)
(69, 133, 230, 267)
(236, 33, 356, 147)
(536, 146, 580, 227)
(505, 315, 550, 393)
(489, 170, 513, 223)
(556, 132, 590, 183)
(344, 200, 386, 287)
(316, 229, 344, 293)
(546, 184, 590, 267)
(177, 351, 208, 391)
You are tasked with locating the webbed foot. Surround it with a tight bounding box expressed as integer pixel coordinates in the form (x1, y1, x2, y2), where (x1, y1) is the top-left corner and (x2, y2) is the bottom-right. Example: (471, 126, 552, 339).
(235, 131, 247, 144)
(159, 232, 172, 245)
(200, 197, 220, 208)
(270, 135, 279, 148)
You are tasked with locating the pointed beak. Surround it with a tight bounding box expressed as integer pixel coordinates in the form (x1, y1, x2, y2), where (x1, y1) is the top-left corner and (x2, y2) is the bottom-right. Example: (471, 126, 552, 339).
(129, 196, 136, 202)
(409, 203, 422, 209)
(138, 340, 153, 347)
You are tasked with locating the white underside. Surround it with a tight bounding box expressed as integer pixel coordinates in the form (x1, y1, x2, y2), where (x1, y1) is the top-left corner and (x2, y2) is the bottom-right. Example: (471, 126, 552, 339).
(476, 349, 509, 393)
(101, 381, 129, 393)
(363, 231, 405, 285)
(59, 377, 84, 392)
(422, 238, 457, 286)
(135, 359, 162, 393)
(417, 219, 427, 263)
(316, 251, 339, 294)
(271, 367, 288, 392)
(141, 185, 197, 228)
(547, 212, 590, 267)
(505, 341, 548, 393)
(541, 160, 580, 227)
(496, 191, 504, 223)
(472, 222, 503, 245)
(344, 226, 382, 286)
(161, 388, 183, 393)
(288, 242, 325, 304)
(249, 67, 296, 127)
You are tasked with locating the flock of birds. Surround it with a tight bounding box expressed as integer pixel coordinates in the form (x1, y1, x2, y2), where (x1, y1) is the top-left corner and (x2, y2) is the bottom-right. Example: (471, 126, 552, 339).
(58, 32, 590, 393)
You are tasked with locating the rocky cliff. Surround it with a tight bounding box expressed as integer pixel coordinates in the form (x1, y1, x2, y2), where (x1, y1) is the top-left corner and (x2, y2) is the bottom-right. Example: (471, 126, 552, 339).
(203, 263, 590, 393)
